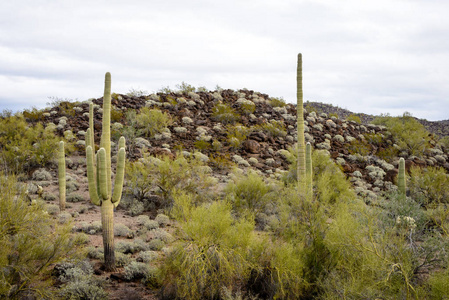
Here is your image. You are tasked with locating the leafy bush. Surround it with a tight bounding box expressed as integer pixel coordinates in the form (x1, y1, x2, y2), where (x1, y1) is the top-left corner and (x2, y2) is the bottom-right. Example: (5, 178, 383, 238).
(225, 170, 272, 214)
(162, 200, 255, 299)
(135, 107, 173, 138)
(125, 153, 216, 207)
(0, 175, 81, 299)
(226, 124, 252, 149)
(124, 261, 161, 287)
(255, 120, 287, 138)
(212, 102, 240, 124)
(373, 112, 431, 155)
(346, 113, 362, 124)
(408, 166, 449, 206)
(0, 114, 70, 174)
(269, 97, 286, 107)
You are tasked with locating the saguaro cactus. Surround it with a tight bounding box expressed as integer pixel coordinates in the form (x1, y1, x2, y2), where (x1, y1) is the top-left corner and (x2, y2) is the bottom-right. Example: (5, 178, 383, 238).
(297, 53, 306, 190)
(58, 141, 66, 211)
(398, 158, 406, 199)
(85, 72, 126, 271)
(305, 142, 313, 199)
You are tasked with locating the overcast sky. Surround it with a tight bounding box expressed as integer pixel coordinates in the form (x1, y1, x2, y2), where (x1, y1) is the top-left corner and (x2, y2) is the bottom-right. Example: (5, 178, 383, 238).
(1, 0, 448, 121)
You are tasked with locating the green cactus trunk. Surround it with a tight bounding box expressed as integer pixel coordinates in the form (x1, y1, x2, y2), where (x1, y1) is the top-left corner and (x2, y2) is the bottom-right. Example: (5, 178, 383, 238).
(305, 142, 313, 199)
(297, 53, 306, 191)
(398, 158, 406, 199)
(58, 141, 66, 211)
(85, 72, 126, 272)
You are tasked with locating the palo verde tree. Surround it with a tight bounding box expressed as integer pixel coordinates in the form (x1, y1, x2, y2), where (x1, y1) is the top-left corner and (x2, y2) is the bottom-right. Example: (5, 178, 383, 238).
(297, 53, 306, 191)
(85, 72, 126, 271)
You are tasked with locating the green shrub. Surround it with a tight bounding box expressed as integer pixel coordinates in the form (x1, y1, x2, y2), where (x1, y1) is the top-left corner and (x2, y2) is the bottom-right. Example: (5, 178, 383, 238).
(125, 154, 216, 207)
(255, 120, 287, 138)
(409, 166, 449, 206)
(225, 170, 272, 214)
(124, 261, 161, 287)
(373, 112, 431, 155)
(226, 124, 252, 149)
(0, 175, 81, 299)
(0, 115, 70, 174)
(212, 102, 240, 124)
(346, 113, 361, 124)
(269, 97, 286, 107)
(135, 107, 173, 138)
(162, 200, 255, 299)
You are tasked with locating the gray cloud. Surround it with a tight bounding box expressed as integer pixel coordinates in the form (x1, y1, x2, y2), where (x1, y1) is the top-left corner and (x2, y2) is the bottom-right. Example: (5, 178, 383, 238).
(0, 0, 448, 120)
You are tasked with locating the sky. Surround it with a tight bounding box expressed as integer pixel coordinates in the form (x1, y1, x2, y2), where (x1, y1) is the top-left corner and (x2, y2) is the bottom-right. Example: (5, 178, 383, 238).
(1, 0, 448, 121)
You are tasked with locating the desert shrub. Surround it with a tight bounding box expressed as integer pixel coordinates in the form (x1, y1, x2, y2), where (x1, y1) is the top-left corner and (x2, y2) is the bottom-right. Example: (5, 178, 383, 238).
(0, 175, 81, 299)
(22, 106, 46, 122)
(0, 115, 70, 174)
(124, 261, 161, 287)
(155, 214, 170, 227)
(237, 98, 256, 115)
(46, 97, 80, 117)
(135, 107, 173, 138)
(148, 239, 165, 251)
(58, 262, 108, 300)
(408, 166, 449, 206)
(346, 113, 362, 124)
(194, 139, 211, 151)
(138, 251, 159, 263)
(428, 267, 449, 299)
(269, 97, 286, 107)
(67, 193, 84, 203)
(125, 153, 216, 208)
(373, 112, 431, 155)
(209, 153, 235, 171)
(212, 102, 240, 124)
(348, 137, 371, 156)
(225, 170, 272, 214)
(226, 124, 252, 149)
(176, 81, 196, 93)
(162, 200, 255, 299)
(255, 120, 287, 138)
(114, 223, 133, 237)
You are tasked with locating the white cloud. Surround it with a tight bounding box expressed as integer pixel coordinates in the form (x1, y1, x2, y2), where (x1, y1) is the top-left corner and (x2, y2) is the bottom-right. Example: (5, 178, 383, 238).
(0, 0, 448, 120)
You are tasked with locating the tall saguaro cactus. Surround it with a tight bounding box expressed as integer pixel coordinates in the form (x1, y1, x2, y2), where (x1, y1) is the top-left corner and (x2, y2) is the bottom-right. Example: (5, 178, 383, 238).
(398, 158, 406, 199)
(297, 53, 306, 190)
(85, 72, 126, 271)
(58, 141, 66, 211)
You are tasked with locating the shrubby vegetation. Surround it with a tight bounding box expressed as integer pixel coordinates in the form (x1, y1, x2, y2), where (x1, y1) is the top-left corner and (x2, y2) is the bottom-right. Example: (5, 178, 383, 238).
(373, 112, 431, 156)
(0, 112, 73, 174)
(0, 175, 83, 299)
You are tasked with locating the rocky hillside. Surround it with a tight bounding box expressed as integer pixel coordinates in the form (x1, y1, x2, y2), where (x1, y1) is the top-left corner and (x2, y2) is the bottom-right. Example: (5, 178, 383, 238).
(305, 101, 449, 137)
(35, 88, 449, 201)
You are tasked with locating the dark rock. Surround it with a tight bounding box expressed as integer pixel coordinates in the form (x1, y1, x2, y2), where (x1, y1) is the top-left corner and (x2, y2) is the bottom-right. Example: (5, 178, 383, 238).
(243, 140, 261, 154)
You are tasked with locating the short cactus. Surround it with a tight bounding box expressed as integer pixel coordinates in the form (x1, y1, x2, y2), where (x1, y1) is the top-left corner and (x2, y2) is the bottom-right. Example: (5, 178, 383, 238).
(85, 72, 126, 271)
(58, 141, 66, 211)
(398, 158, 406, 198)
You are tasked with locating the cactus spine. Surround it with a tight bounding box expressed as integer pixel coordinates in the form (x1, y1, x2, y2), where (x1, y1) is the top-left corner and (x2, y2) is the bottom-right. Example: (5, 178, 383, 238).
(305, 142, 313, 199)
(86, 72, 126, 271)
(398, 158, 406, 199)
(297, 53, 306, 190)
(58, 141, 66, 211)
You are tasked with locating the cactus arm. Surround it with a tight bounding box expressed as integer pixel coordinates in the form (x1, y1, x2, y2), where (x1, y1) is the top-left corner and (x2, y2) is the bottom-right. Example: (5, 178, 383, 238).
(118, 136, 126, 150)
(58, 141, 66, 211)
(89, 102, 95, 151)
(101, 72, 112, 194)
(97, 148, 109, 201)
(398, 158, 406, 198)
(305, 142, 313, 199)
(297, 53, 306, 189)
(112, 147, 126, 206)
(86, 146, 101, 206)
